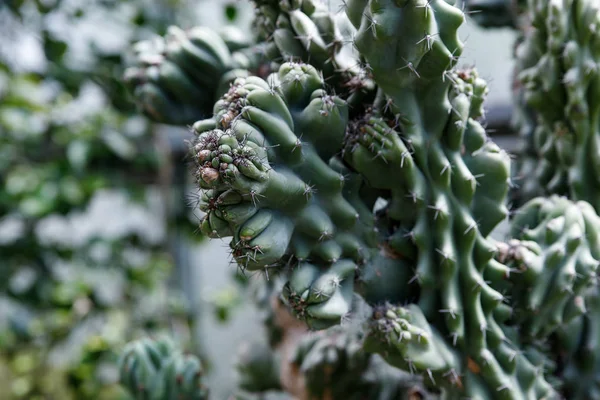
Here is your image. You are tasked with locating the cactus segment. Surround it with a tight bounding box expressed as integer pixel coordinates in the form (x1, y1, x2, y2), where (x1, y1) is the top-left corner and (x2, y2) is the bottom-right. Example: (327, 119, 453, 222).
(118, 0, 600, 397)
(190, 62, 379, 328)
(495, 195, 600, 340)
(557, 287, 600, 399)
(236, 340, 283, 393)
(511, 0, 600, 212)
(118, 337, 209, 400)
(252, 0, 376, 101)
(364, 303, 557, 399)
(124, 26, 270, 125)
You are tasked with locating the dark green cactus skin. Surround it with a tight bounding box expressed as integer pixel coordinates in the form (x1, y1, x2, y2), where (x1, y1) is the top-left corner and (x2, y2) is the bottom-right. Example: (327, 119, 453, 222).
(124, 26, 271, 125)
(502, 1, 600, 397)
(511, 0, 600, 211)
(119, 0, 600, 398)
(192, 62, 381, 330)
(232, 288, 430, 400)
(118, 336, 209, 400)
(364, 302, 558, 399)
(338, 1, 563, 398)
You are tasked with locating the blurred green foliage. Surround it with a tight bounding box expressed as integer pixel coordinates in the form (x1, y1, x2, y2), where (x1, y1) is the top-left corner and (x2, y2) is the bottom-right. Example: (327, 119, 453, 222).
(0, 0, 228, 398)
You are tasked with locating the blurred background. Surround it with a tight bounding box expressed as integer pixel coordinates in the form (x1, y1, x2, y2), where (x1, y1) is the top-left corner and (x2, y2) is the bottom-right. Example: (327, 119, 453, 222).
(0, 1, 516, 399)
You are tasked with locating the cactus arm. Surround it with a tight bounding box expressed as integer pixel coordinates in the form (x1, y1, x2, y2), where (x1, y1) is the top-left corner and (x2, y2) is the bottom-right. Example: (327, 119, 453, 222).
(190, 62, 380, 328)
(124, 26, 271, 126)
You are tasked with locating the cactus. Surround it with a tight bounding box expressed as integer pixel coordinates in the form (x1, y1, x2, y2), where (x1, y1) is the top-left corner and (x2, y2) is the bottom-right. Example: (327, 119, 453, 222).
(509, 0, 600, 211)
(495, 195, 599, 340)
(192, 62, 372, 330)
(251, 0, 375, 100)
(288, 325, 429, 399)
(117, 0, 600, 398)
(231, 279, 429, 400)
(124, 26, 271, 125)
(556, 287, 600, 399)
(494, 195, 600, 399)
(468, 0, 600, 397)
(119, 336, 209, 400)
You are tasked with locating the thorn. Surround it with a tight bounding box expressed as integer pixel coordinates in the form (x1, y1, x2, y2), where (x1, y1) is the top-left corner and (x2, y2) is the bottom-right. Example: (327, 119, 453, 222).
(383, 97, 395, 114)
(292, 137, 303, 152)
(337, 0, 349, 12)
(450, 332, 458, 346)
(440, 162, 451, 176)
(427, 368, 436, 385)
(427, 204, 447, 220)
(406, 191, 419, 203)
(400, 151, 411, 167)
(415, 0, 434, 18)
(416, 32, 439, 51)
(397, 58, 421, 78)
(365, 13, 379, 37)
(373, 150, 388, 163)
(304, 184, 316, 199)
(436, 248, 456, 265)
(439, 308, 457, 319)
(406, 358, 416, 374)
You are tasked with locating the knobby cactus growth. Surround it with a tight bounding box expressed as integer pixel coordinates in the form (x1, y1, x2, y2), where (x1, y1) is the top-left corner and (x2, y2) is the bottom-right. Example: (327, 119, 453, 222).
(119, 0, 600, 398)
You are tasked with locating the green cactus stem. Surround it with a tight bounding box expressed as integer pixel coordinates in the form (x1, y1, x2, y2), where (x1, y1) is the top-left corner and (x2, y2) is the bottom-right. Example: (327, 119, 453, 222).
(191, 62, 379, 329)
(252, 0, 376, 103)
(495, 195, 600, 341)
(124, 26, 271, 125)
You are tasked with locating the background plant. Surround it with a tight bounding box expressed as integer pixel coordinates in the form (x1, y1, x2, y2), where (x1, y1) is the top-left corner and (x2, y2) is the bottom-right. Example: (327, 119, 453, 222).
(0, 1, 230, 397)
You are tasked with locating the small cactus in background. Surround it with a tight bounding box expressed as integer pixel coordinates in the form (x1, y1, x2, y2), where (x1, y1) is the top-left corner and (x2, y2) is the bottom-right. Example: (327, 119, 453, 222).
(119, 337, 209, 400)
(511, 0, 600, 212)
(118, 0, 600, 398)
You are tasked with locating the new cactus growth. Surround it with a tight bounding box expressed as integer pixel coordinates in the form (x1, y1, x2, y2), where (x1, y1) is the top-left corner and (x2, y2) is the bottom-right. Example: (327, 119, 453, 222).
(117, 0, 600, 398)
